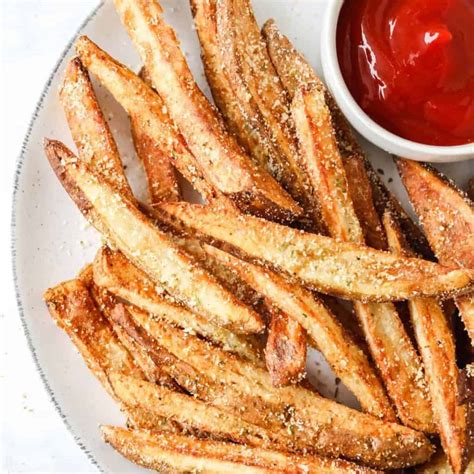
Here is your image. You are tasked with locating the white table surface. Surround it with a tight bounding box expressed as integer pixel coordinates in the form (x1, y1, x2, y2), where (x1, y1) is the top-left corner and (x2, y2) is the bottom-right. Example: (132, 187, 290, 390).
(1, 2, 100, 472)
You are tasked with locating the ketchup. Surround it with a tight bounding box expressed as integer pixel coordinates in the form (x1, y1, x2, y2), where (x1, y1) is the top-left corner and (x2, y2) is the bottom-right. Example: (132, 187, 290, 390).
(337, 0, 474, 146)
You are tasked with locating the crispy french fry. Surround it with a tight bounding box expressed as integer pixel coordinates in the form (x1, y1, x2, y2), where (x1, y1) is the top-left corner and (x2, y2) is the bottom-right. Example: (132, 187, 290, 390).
(75, 36, 216, 203)
(204, 244, 395, 421)
(159, 201, 474, 301)
(291, 84, 434, 432)
(190, 0, 287, 188)
(92, 246, 263, 365)
(262, 19, 431, 257)
(59, 57, 134, 200)
(212, 0, 321, 230)
(90, 282, 177, 389)
(384, 211, 470, 474)
(264, 304, 307, 387)
(111, 303, 433, 469)
(44, 139, 264, 334)
(109, 372, 305, 452)
(43, 279, 144, 399)
(131, 66, 181, 205)
(397, 159, 474, 344)
(112, 0, 302, 222)
(102, 426, 380, 474)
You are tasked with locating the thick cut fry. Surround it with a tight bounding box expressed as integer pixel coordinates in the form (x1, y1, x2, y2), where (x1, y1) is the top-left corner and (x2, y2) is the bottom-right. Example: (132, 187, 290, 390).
(43, 279, 144, 399)
(59, 57, 134, 200)
(160, 202, 474, 301)
(112, 0, 302, 222)
(109, 372, 307, 452)
(189, 0, 287, 191)
(76, 36, 215, 203)
(291, 85, 434, 432)
(213, 0, 322, 230)
(264, 304, 307, 387)
(102, 426, 379, 474)
(92, 246, 263, 364)
(111, 303, 433, 469)
(205, 244, 395, 420)
(90, 282, 177, 389)
(131, 66, 181, 205)
(398, 159, 474, 343)
(262, 19, 431, 257)
(44, 139, 264, 334)
(384, 211, 470, 474)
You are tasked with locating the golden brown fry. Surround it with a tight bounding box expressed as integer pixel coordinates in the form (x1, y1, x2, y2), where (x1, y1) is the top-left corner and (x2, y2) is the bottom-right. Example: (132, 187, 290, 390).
(111, 303, 433, 469)
(264, 304, 307, 387)
(213, 0, 321, 230)
(92, 246, 263, 365)
(59, 57, 134, 200)
(43, 279, 144, 399)
(75, 36, 215, 203)
(112, 0, 301, 222)
(102, 426, 380, 474)
(291, 85, 434, 432)
(44, 139, 264, 334)
(190, 0, 285, 180)
(131, 66, 181, 205)
(262, 19, 430, 256)
(160, 201, 474, 301)
(397, 159, 474, 343)
(90, 282, 177, 389)
(109, 372, 304, 452)
(384, 211, 469, 474)
(205, 244, 395, 420)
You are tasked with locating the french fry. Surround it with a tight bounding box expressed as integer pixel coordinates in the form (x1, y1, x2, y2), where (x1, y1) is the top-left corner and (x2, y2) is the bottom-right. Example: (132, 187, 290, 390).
(262, 19, 431, 258)
(44, 139, 264, 334)
(109, 372, 306, 452)
(397, 159, 474, 344)
(213, 0, 322, 230)
(205, 244, 395, 420)
(131, 66, 181, 205)
(112, 0, 302, 222)
(59, 57, 134, 200)
(101, 426, 380, 474)
(90, 283, 178, 389)
(43, 279, 144, 399)
(291, 84, 434, 432)
(189, 0, 286, 184)
(75, 36, 215, 203)
(384, 211, 470, 474)
(159, 201, 474, 301)
(264, 304, 307, 387)
(92, 246, 263, 365)
(111, 303, 433, 469)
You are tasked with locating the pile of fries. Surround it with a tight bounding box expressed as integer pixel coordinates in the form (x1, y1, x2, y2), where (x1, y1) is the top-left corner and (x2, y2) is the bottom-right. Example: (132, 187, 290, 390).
(43, 0, 474, 472)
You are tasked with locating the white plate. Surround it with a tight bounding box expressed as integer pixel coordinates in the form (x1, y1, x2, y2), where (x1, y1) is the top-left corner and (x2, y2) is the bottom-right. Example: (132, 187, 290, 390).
(11, 0, 473, 472)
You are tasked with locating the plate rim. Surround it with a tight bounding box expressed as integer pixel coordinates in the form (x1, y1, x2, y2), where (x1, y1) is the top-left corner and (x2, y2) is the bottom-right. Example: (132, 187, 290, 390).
(10, 2, 106, 472)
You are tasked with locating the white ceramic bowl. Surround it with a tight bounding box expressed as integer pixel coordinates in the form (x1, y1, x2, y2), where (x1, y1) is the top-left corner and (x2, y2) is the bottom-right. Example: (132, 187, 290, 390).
(320, 0, 474, 163)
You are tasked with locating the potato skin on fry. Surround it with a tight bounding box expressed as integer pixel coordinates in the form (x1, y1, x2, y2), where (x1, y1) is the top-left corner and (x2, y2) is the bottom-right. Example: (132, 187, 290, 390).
(384, 211, 470, 474)
(264, 305, 307, 387)
(101, 426, 381, 474)
(159, 202, 474, 302)
(59, 57, 134, 201)
(44, 139, 264, 335)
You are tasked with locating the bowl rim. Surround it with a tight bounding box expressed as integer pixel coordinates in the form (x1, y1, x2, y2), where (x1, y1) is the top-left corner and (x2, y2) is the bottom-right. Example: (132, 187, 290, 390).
(321, 0, 474, 160)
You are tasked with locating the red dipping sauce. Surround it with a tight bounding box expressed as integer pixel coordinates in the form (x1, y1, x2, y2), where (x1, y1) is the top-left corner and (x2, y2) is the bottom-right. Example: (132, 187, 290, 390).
(337, 0, 474, 146)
